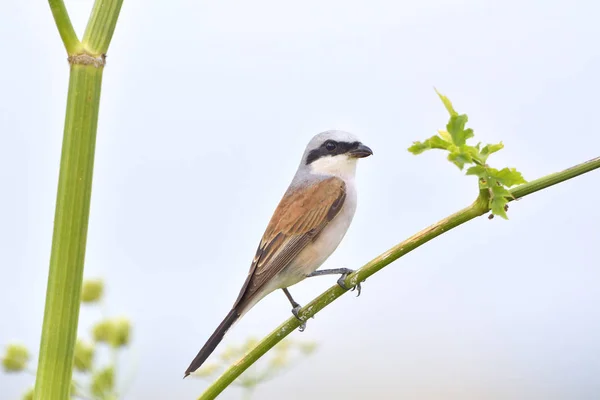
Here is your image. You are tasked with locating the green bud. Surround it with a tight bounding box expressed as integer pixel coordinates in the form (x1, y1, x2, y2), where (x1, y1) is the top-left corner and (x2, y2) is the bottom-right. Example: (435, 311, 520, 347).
(298, 341, 318, 355)
(194, 363, 219, 377)
(92, 317, 131, 347)
(21, 387, 34, 400)
(81, 279, 104, 303)
(2, 344, 29, 372)
(238, 376, 259, 390)
(243, 337, 259, 349)
(91, 366, 114, 397)
(109, 317, 131, 348)
(92, 320, 114, 343)
(220, 345, 242, 362)
(73, 339, 95, 372)
(275, 339, 292, 353)
(268, 352, 288, 369)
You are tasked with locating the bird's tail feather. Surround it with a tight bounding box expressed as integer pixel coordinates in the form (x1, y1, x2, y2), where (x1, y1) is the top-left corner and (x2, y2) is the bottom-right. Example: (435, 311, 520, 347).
(184, 308, 240, 378)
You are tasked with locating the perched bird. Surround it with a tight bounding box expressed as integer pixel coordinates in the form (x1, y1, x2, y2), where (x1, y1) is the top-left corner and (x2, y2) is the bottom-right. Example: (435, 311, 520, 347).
(184, 130, 372, 377)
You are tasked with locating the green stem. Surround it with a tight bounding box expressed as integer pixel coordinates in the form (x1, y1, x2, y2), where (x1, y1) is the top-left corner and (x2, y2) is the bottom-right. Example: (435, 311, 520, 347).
(34, 63, 103, 400)
(34, 1, 123, 399)
(48, 0, 81, 54)
(82, 0, 125, 55)
(510, 156, 600, 199)
(197, 156, 600, 400)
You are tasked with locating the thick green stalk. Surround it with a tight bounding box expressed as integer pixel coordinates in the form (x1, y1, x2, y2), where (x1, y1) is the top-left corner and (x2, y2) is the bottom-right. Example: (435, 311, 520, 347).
(34, 63, 104, 400)
(198, 156, 600, 400)
(35, 1, 123, 399)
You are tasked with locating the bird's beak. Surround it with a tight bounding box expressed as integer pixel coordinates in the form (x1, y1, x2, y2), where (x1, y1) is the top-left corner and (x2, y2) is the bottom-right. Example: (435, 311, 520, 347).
(349, 143, 373, 158)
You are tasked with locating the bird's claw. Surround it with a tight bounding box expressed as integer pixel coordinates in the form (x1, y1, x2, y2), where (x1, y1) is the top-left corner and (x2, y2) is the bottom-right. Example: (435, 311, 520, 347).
(337, 270, 362, 297)
(292, 305, 307, 332)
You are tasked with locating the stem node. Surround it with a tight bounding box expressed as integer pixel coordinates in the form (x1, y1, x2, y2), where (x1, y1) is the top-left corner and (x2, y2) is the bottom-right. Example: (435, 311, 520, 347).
(68, 53, 106, 68)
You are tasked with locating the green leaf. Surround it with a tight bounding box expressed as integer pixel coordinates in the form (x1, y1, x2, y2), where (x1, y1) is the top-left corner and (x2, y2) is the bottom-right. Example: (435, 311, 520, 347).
(408, 135, 451, 154)
(463, 128, 475, 142)
(435, 89, 457, 116)
(407, 142, 428, 155)
(435, 90, 474, 146)
(490, 196, 509, 219)
(492, 167, 527, 187)
(438, 130, 452, 143)
(486, 182, 513, 219)
(490, 183, 512, 198)
(463, 145, 485, 164)
(466, 165, 486, 177)
(426, 135, 452, 150)
(410, 90, 524, 210)
(447, 150, 473, 170)
(446, 114, 468, 145)
(481, 142, 504, 160)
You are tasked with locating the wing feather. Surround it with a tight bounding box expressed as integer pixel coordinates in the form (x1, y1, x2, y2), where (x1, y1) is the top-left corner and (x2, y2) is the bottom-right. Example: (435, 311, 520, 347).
(233, 177, 346, 310)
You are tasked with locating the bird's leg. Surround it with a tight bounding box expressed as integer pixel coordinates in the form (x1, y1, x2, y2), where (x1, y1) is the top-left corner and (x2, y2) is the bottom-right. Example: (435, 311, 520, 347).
(282, 287, 301, 315)
(282, 288, 306, 332)
(306, 268, 362, 297)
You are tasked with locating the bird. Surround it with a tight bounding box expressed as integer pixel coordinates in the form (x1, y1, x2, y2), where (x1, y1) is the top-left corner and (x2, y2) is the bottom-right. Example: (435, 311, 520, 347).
(184, 130, 372, 377)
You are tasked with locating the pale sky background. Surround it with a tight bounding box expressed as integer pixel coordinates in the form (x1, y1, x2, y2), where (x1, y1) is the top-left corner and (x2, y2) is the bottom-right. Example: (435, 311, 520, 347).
(1, 1, 600, 399)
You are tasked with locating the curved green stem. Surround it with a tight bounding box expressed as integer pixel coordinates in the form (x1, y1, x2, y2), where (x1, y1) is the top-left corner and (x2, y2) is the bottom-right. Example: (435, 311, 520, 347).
(510, 156, 600, 199)
(197, 156, 600, 400)
(48, 0, 81, 54)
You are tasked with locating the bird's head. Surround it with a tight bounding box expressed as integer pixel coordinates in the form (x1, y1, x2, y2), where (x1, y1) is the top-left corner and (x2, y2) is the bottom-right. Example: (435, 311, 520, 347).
(301, 130, 373, 179)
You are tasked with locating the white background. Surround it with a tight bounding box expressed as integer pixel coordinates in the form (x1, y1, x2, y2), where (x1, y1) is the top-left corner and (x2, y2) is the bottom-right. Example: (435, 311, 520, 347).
(1, 0, 599, 399)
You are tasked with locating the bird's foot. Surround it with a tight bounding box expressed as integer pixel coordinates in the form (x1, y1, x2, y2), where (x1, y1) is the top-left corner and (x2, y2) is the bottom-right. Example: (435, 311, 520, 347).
(292, 305, 307, 332)
(305, 267, 364, 296)
(336, 269, 362, 297)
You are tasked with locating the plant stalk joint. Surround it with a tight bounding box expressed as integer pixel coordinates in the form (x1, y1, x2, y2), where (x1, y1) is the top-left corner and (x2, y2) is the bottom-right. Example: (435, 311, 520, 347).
(67, 53, 106, 68)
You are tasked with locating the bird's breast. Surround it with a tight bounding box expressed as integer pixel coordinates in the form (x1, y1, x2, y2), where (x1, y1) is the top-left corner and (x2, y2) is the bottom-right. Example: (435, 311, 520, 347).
(280, 183, 358, 285)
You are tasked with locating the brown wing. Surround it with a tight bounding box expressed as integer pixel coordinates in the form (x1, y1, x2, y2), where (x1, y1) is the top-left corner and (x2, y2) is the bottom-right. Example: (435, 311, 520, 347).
(233, 176, 346, 311)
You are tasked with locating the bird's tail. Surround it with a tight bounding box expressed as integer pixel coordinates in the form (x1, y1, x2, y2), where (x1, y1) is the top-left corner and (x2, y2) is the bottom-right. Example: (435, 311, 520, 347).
(184, 308, 240, 378)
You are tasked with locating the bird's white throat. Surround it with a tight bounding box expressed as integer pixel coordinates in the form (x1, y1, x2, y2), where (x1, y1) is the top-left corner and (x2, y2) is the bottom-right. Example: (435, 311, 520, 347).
(309, 154, 358, 180)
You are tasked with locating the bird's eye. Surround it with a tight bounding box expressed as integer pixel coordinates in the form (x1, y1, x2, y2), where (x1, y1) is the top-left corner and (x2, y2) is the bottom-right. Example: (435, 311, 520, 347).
(325, 141, 337, 151)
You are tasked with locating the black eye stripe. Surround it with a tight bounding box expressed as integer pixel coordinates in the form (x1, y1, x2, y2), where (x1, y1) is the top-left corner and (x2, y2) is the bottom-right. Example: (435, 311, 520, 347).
(306, 141, 359, 165)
